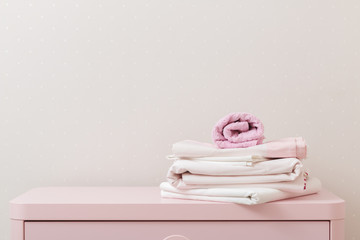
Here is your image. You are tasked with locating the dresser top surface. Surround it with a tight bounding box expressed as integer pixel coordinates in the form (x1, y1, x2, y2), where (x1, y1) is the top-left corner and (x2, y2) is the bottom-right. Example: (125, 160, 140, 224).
(10, 187, 344, 221)
(11, 186, 342, 205)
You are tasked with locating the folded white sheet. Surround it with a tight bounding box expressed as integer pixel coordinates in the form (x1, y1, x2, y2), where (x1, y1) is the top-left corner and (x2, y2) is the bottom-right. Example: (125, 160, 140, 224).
(167, 154, 266, 164)
(172, 138, 306, 160)
(172, 171, 309, 192)
(160, 177, 321, 205)
(167, 158, 303, 188)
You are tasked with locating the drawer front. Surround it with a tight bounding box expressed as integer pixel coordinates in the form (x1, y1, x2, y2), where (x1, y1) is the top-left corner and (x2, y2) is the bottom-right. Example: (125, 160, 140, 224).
(25, 221, 329, 240)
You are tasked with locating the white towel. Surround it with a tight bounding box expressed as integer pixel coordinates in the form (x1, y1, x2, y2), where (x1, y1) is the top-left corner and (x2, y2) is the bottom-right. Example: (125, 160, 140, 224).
(167, 158, 303, 188)
(160, 177, 321, 205)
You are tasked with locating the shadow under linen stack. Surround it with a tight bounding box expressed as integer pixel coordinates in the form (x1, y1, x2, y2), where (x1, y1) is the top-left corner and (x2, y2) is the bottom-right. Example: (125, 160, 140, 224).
(160, 138, 321, 205)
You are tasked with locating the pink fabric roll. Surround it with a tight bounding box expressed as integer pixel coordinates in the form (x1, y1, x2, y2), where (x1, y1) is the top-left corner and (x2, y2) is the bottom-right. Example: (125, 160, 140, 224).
(212, 112, 264, 149)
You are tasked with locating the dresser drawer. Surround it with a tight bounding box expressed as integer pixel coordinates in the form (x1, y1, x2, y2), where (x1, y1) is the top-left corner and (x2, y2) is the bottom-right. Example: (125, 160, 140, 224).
(25, 221, 329, 240)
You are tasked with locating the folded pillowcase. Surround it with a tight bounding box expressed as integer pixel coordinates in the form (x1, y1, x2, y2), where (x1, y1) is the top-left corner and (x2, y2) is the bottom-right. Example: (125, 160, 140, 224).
(171, 137, 307, 160)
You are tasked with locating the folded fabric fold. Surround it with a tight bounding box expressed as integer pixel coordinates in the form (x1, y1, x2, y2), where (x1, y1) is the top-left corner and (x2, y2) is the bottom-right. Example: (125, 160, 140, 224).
(172, 173, 309, 192)
(167, 158, 303, 188)
(167, 154, 265, 164)
(172, 137, 307, 160)
(212, 112, 264, 148)
(160, 177, 321, 205)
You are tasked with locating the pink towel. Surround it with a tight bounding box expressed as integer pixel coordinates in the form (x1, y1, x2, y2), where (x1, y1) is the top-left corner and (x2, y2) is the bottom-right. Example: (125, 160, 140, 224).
(212, 112, 264, 149)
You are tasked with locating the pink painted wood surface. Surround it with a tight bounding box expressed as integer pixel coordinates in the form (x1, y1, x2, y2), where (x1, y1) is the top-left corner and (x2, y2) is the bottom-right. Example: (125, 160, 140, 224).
(10, 220, 23, 240)
(330, 219, 345, 240)
(10, 187, 344, 221)
(25, 221, 329, 240)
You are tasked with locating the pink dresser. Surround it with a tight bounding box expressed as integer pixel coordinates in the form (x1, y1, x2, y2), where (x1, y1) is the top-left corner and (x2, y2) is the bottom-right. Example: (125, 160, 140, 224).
(10, 187, 345, 240)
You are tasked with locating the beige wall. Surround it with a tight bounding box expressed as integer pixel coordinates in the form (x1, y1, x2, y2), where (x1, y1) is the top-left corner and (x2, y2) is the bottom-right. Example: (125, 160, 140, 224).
(1, 0, 359, 239)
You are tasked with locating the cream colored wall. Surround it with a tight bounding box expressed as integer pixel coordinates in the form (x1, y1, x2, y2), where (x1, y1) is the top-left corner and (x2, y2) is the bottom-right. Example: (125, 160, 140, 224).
(0, 1, 359, 239)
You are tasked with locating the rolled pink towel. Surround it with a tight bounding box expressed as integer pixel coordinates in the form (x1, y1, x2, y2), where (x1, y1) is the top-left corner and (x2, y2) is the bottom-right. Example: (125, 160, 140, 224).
(212, 112, 264, 149)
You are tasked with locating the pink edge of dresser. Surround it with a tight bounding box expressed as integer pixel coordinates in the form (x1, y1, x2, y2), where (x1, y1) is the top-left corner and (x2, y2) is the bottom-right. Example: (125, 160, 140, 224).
(10, 187, 344, 221)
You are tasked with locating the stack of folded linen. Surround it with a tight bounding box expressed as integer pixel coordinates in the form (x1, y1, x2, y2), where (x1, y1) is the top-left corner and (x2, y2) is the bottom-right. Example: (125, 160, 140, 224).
(160, 113, 321, 205)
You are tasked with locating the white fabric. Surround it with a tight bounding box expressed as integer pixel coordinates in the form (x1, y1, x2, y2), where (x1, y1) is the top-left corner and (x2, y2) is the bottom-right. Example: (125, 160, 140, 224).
(172, 140, 268, 158)
(160, 177, 321, 205)
(172, 172, 309, 192)
(167, 154, 266, 164)
(167, 158, 303, 188)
